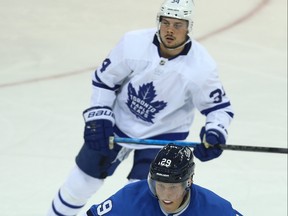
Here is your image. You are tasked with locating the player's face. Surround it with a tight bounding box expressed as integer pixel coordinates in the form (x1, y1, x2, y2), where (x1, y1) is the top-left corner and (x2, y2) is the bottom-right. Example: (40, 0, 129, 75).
(159, 17, 188, 49)
(155, 181, 187, 213)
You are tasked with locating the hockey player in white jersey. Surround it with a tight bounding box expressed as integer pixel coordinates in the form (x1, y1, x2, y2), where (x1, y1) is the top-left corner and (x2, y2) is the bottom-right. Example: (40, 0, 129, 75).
(85, 144, 242, 216)
(47, 0, 234, 215)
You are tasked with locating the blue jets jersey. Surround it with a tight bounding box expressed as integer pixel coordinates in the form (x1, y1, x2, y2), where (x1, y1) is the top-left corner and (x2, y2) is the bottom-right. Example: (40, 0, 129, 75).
(91, 28, 234, 147)
(86, 180, 242, 216)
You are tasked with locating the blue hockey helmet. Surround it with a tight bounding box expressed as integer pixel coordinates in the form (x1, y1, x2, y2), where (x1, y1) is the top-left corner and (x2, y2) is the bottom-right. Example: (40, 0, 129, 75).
(148, 144, 195, 195)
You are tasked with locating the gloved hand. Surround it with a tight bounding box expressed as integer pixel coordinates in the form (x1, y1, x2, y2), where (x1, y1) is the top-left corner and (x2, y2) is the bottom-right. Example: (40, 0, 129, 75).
(83, 106, 115, 154)
(193, 126, 226, 162)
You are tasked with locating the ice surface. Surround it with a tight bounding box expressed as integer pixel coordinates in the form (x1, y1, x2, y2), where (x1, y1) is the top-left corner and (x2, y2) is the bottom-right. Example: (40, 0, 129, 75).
(0, 0, 287, 215)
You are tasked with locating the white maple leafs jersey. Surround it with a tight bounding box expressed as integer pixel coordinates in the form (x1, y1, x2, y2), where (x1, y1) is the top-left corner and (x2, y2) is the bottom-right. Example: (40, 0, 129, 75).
(90, 28, 234, 144)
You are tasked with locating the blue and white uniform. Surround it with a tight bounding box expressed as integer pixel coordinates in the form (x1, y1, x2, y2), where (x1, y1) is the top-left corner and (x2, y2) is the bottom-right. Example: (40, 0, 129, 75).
(46, 28, 235, 216)
(92, 28, 233, 148)
(86, 180, 242, 216)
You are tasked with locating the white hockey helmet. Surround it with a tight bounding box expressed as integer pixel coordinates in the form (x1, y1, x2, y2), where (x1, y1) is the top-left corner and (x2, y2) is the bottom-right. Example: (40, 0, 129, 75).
(157, 0, 194, 32)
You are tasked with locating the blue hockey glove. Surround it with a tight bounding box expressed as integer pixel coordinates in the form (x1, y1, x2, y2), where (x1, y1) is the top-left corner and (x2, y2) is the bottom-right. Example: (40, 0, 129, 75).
(193, 126, 226, 162)
(83, 107, 115, 154)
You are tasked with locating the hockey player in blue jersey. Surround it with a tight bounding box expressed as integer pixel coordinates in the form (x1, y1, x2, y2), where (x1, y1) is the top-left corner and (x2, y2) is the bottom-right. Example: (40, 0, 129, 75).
(85, 144, 242, 216)
(47, 0, 234, 215)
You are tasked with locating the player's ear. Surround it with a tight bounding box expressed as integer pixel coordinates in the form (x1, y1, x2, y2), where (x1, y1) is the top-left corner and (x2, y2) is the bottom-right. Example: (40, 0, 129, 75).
(187, 176, 193, 186)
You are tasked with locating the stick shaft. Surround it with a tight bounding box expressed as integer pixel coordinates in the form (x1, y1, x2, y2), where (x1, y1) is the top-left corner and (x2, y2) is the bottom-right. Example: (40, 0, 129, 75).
(114, 137, 288, 154)
(221, 144, 288, 154)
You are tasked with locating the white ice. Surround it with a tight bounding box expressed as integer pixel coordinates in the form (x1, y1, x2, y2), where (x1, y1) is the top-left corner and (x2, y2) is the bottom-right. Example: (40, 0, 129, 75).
(0, 0, 287, 215)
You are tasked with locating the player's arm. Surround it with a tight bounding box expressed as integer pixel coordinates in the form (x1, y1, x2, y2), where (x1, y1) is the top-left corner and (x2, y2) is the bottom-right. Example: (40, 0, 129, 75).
(193, 73, 234, 161)
(83, 35, 133, 154)
(85, 187, 130, 216)
(86, 199, 113, 216)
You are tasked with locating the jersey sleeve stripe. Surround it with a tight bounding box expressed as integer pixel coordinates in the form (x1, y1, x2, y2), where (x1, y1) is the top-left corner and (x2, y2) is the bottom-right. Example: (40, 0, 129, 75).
(200, 102, 234, 117)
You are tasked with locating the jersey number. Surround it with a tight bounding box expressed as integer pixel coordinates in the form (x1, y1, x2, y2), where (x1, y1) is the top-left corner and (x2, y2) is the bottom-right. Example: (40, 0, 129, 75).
(210, 88, 226, 103)
(99, 58, 111, 73)
(97, 200, 112, 215)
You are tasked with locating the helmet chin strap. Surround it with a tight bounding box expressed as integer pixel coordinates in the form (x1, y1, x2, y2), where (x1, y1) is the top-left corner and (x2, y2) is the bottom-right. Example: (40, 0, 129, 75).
(156, 31, 191, 51)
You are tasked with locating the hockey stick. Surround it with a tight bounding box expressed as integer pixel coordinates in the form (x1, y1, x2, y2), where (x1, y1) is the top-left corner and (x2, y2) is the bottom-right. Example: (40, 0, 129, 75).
(113, 137, 288, 154)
